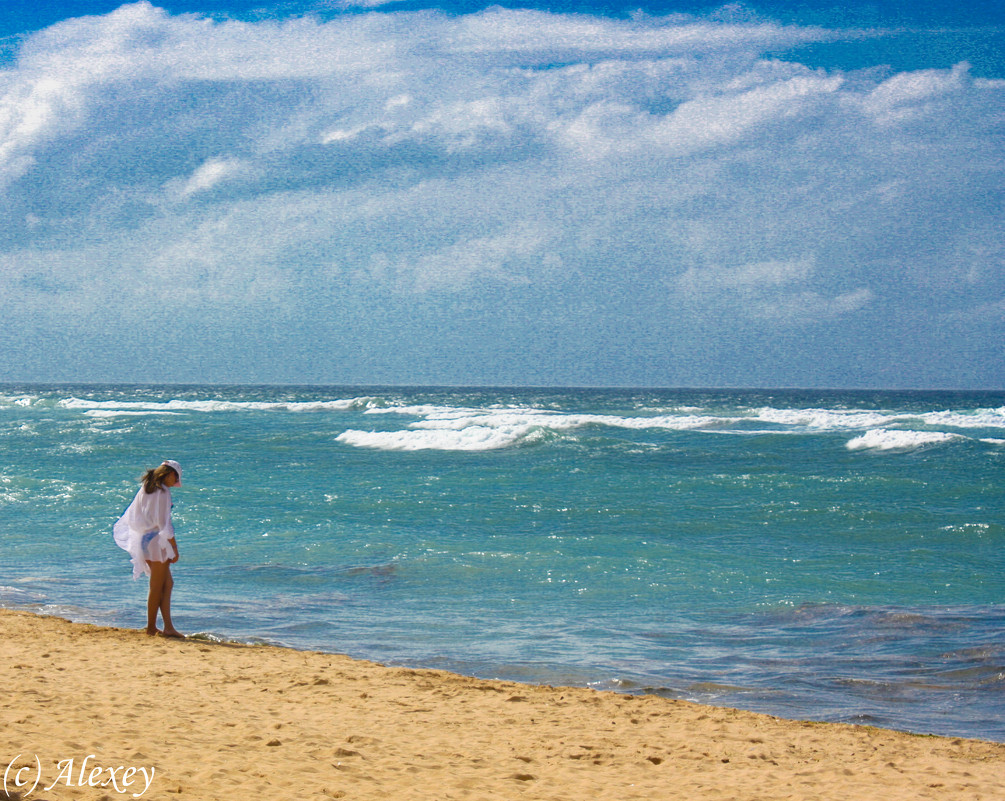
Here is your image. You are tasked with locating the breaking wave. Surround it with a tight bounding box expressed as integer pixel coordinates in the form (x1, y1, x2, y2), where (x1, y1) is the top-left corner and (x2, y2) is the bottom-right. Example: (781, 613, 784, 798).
(337, 407, 736, 451)
(845, 429, 962, 452)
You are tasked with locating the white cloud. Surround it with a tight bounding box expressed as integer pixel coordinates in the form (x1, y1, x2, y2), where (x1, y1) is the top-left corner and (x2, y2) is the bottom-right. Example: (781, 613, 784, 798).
(648, 72, 844, 155)
(759, 287, 875, 323)
(675, 259, 875, 323)
(18, 2, 390, 81)
(0, 74, 86, 182)
(450, 8, 828, 60)
(942, 297, 1005, 325)
(171, 157, 248, 198)
(365, 222, 547, 293)
(863, 62, 970, 120)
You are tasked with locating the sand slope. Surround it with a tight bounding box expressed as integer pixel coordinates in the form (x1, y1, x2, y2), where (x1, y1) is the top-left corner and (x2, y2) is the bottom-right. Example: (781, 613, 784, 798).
(2, 610, 1003, 801)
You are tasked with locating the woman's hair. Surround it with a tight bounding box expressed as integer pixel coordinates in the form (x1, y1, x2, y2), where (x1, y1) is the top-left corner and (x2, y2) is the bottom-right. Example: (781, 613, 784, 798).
(142, 464, 178, 494)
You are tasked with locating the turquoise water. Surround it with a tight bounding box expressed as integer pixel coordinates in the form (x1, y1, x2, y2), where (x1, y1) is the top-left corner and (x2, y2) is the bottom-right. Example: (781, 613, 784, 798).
(1, 385, 1003, 740)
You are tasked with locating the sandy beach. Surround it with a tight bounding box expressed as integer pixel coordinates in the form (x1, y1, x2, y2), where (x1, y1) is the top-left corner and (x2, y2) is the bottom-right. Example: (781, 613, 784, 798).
(2, 609, 1003, 801)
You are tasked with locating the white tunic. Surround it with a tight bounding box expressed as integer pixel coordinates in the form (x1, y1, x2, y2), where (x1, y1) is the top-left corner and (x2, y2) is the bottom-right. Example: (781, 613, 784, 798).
(113, 486, 177, 580)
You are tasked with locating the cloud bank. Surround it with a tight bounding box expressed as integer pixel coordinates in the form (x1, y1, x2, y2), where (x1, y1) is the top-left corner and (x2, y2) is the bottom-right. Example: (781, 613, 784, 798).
(1, 2, 1002, 386)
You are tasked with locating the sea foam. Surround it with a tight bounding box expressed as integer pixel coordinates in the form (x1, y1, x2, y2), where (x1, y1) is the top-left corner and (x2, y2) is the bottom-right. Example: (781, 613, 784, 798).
(338, 407, 734, 451)
(920, 408, 1005, 430)
(336, 424, 541, 452)
(755, 407, 893, 429)
(845, 429, 961, 451)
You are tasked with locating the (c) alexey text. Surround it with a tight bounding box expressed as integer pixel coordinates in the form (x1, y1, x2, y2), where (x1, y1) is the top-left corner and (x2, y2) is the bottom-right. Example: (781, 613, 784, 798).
(4, 753, 155, 798)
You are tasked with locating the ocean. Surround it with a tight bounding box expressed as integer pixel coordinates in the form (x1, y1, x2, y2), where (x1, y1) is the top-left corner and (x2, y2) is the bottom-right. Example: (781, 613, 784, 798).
(1, 385, 1003, 742)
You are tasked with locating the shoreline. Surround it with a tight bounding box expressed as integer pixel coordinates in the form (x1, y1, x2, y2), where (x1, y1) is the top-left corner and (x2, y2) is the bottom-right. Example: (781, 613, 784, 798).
(3, 609, 1003, 801)
(9, 600, 1001, 744)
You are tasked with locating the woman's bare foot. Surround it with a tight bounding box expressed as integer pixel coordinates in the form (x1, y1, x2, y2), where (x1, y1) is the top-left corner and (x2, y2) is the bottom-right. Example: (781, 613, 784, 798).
(161, 628, 185, 639)
(146, 627, 161, 636)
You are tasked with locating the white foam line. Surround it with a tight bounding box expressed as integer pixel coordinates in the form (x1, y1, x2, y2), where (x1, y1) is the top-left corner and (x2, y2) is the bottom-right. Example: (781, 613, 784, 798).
(60, 397, 381, 413)
(336, 426, 537, 452)
(845, 429, 962, 452)
(83, 410, 184, 417)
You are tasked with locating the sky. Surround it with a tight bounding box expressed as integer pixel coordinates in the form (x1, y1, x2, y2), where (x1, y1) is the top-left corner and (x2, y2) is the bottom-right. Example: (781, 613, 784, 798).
(0, 1, 1002, 388)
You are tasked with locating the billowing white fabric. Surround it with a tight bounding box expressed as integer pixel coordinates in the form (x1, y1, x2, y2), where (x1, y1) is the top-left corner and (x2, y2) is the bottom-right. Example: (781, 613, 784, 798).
(113, 486, 177, 580)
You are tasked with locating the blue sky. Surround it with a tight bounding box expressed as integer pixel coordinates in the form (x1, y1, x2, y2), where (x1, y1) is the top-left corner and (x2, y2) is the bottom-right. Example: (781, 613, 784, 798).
(1, 1, 1002, 387)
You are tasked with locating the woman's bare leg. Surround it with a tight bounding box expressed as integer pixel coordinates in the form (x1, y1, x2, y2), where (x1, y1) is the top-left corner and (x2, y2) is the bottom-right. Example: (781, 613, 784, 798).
(159, 565, 183, 638)
(146, 561, 167, 635)
(147, 561, 183, 637)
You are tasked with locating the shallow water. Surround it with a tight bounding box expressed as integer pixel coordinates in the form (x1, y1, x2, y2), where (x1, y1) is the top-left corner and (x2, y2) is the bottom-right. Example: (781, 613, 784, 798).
(2, 385, 1003, 740)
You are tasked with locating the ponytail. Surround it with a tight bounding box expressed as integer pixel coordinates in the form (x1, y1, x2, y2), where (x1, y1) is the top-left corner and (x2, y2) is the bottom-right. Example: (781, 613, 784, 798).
(141, 464, 178, 493)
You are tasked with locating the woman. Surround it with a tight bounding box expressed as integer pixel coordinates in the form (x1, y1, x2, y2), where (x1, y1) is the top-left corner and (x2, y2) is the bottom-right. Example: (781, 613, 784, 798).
(113, 460, 185, 638)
